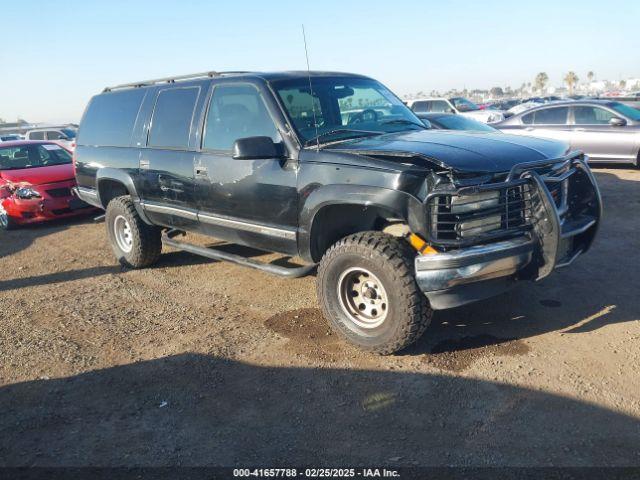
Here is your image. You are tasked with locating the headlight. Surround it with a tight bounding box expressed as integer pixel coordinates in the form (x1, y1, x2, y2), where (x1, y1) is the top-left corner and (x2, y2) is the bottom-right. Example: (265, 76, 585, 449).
(450, 191, 500, 214)
(15, 187, 41, 199)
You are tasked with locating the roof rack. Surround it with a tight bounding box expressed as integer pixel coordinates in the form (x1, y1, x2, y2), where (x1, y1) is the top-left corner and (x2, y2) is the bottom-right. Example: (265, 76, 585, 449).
(103, 71, 252, 92)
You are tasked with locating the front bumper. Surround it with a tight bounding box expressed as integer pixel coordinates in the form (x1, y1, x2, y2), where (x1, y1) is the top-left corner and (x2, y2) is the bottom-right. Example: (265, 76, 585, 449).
(416, 156, 602, 310)
(2, 181, 96, 225)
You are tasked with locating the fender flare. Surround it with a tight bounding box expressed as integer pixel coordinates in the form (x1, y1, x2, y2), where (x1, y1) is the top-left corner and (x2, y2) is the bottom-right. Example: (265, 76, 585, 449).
(298, 184, 426, 261)
(96, 168, 153, 225)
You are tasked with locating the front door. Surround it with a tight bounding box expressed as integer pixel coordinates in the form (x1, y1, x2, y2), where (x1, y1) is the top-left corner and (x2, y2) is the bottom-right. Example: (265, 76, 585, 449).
(193, 82, 298, 254)
(569, 105, 637, 163)
(139, 86, 201, 228)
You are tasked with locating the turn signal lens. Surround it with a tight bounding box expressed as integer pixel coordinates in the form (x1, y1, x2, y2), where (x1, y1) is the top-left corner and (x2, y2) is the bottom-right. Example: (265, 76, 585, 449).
(408, 233, 438, 255)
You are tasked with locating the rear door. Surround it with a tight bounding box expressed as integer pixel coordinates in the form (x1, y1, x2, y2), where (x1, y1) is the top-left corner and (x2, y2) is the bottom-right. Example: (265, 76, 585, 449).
(569, 105, 637, 163)
(515, 106, 572, 143)
(138, 85, 203, 228)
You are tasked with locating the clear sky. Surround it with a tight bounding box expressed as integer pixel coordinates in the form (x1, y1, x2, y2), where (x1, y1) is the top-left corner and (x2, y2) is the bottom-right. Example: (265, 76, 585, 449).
(1, 0, 638, 123)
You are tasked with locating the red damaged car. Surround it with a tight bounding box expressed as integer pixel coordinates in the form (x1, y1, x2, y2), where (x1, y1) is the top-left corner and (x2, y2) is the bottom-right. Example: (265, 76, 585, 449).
(0, 141, 95, 230)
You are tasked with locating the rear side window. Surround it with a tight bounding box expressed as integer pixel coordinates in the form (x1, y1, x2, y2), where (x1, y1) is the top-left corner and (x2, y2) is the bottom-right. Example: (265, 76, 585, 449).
(29, 131, 45, 140)
(148, 87, 199, 149)
(529, 107, 569, 125)
(78, 89, 146, 147)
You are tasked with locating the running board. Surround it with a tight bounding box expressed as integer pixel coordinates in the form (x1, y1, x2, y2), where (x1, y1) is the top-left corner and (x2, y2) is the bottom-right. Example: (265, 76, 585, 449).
(161, 230, 315, 278)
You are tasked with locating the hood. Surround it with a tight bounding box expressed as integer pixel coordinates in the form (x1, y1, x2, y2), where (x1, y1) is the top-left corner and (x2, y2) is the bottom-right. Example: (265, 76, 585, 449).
(325, 130, 570, 174)
(0, 163, 74, 185)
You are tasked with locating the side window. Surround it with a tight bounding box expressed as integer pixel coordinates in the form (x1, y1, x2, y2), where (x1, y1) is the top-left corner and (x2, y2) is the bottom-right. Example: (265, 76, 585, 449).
(148, 87, 199, 149)
(431, 101, 451, 113)
(46, 131, 63, 140)
(573, 106, 615, 124)
(29, 131, 45, 140)
(203, 84, 280, 151)
(522, 113, 533, 125)
(532, 107, 568, 125)
(411, 101, 429, 114)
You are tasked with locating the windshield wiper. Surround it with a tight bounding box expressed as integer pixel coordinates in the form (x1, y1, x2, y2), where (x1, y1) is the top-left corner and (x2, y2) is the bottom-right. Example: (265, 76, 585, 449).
(379, 119, 427, 129)
(304, 128, 383, 147)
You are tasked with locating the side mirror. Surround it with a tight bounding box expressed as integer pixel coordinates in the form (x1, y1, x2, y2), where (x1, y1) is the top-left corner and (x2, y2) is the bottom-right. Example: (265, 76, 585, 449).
(232, 136, 281, 160)
(609, 117, 626, 127)
(421, 119, 432, 129)
(448, 108, 456, 114)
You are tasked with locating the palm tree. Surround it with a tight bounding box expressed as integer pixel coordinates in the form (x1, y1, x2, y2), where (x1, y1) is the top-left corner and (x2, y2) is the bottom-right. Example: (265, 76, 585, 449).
(587, 71, 595, 83)
(534, 72, 549, 94)
(564, 71, 579, 96)
(619, 80, 627, 90)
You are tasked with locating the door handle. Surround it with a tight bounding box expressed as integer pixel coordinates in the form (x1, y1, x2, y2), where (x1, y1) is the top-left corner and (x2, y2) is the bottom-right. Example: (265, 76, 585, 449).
(195, 167, 208, 177)
(573, 128, 586, 132)
(140, 159, 150, 170)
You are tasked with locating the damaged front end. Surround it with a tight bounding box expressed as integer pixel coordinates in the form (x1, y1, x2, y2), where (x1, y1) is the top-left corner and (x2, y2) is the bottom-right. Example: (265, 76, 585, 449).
(414, 153, 602, 309)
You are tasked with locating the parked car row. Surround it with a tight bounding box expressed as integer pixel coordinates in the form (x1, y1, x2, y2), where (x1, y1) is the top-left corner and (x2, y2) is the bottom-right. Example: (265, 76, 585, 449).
(406, 99, 640, 166)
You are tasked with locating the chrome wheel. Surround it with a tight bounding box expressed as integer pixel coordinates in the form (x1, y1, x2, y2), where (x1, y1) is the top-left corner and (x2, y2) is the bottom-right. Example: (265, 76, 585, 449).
(337, 267, 389, 329)
(0, 203, 8, 229)
(114, 215, 133, 253)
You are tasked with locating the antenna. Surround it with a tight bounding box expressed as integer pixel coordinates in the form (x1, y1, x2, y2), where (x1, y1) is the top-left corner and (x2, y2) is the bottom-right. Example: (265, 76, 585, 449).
(302, 24, 320, 151)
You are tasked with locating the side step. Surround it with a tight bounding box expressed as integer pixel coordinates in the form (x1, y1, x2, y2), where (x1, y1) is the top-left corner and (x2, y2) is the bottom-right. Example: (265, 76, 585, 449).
(161, 230, 316, 278)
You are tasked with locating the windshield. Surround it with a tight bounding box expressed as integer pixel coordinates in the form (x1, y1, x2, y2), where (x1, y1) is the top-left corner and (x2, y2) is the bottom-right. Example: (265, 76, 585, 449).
(61, 128, 77, 139)
(0, 144, 72, 170)
(609, 102, 640, 121)
(432, 115, 497, 132)
(449, 97, 480, 112)
(273, 77, 425, 146)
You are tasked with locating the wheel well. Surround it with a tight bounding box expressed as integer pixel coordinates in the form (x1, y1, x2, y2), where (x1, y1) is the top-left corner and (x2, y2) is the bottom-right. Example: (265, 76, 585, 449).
(309, 204, 403, 262)
(98, 179, 129, 208)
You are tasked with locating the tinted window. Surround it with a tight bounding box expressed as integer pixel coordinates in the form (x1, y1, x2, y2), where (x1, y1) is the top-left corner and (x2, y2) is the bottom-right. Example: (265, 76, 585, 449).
(531, 107, 568, 125)
(573, 106, 615, 124)
(78, 89, 146, 147)
(148, 87, 199, 149)
(29, 131, 45, 140)
(203, 84, 279, 151)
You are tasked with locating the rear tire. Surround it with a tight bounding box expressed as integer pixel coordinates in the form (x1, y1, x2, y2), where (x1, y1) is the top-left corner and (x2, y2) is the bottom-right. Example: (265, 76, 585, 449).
(317, 231, 432, 355)
(105, 196, 161, 268)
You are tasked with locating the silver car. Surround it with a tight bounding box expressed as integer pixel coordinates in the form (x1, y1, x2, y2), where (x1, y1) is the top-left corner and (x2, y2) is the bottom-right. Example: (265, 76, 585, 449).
(496, 100, 640, 166)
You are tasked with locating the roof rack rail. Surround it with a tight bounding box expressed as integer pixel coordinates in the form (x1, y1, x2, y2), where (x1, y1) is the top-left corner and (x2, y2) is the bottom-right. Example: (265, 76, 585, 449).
(103, 71, 252, 92)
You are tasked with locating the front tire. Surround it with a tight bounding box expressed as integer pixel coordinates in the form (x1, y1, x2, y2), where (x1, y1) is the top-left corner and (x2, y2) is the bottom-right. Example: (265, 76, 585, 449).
(105, 196, 161, 268)
(317, 231, 432, 355)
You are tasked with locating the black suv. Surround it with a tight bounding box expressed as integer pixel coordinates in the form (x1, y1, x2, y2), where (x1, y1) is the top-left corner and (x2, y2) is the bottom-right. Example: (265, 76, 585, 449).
(74, 71, 602, 354)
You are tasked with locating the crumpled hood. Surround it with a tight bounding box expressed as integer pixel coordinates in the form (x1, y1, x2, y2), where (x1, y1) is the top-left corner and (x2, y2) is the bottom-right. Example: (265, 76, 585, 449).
(0, 163, 74, 185)
(326, 130, 570, 174)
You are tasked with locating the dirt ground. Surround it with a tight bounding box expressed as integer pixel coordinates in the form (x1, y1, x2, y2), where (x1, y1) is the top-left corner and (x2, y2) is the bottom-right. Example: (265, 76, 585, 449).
(0, 168, 638, 467)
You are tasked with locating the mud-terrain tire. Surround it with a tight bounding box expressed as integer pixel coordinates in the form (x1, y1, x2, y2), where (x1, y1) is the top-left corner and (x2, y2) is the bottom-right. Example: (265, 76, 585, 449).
(317, 231, 432, 355)
(105, 196, 161, 268)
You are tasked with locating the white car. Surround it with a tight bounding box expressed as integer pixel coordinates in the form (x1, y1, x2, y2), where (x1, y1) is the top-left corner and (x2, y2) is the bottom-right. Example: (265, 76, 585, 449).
(406, 97, 504, 123)
(24, 127, 77, 151)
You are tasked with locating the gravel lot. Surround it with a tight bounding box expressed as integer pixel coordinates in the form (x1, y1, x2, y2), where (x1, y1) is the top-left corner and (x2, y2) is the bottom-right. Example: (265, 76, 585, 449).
(0, 168, 638, 467)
